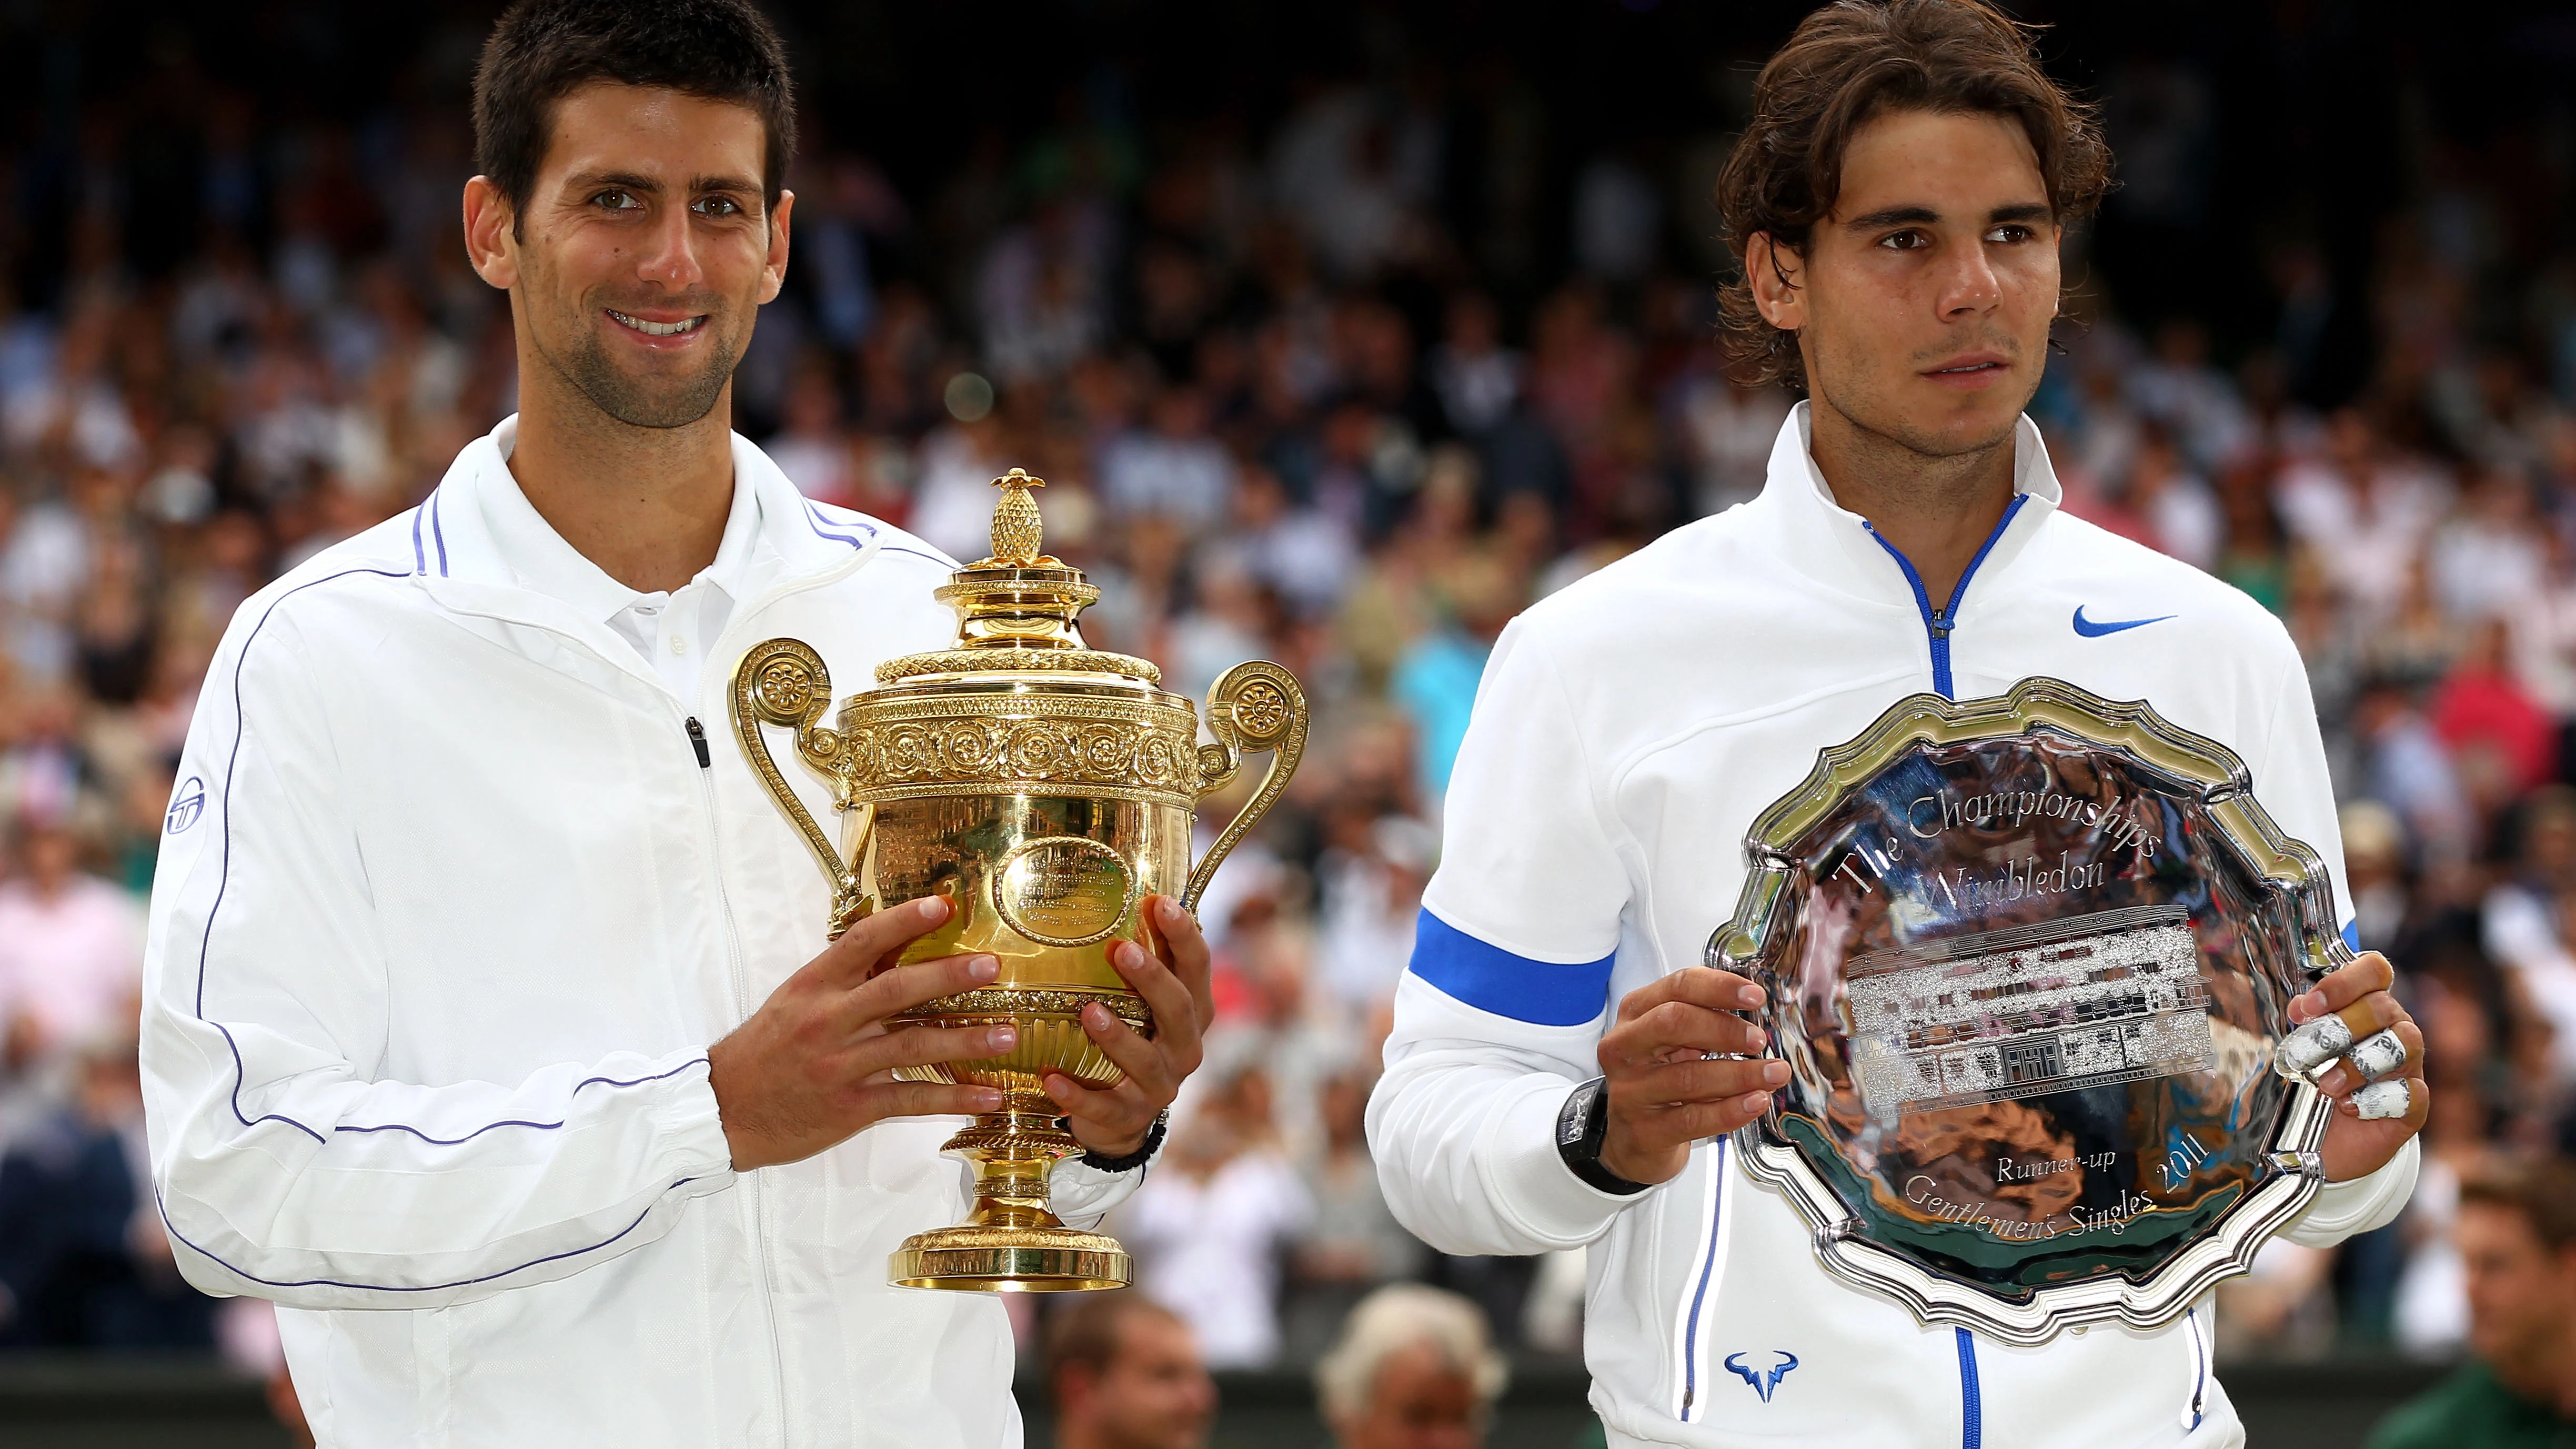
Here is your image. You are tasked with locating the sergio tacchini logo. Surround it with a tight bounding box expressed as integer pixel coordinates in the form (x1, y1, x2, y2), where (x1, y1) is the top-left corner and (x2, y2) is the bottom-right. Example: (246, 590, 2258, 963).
(165, 775, 206, 834)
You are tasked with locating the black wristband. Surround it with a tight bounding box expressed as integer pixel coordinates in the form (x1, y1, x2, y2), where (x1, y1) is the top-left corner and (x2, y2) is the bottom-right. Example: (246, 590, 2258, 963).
(1556, 1076, 1652, 1196)
(1075, 1112, 1167, 1173)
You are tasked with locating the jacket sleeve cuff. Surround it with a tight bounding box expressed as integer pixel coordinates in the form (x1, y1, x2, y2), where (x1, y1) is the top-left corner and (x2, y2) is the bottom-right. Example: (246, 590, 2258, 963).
(1048, 1141, 1163, 1229)
(1475, 1077, 1649, 1249)
(668, 1059, 742, 1180)
(2281, 1135, 2419, 1247)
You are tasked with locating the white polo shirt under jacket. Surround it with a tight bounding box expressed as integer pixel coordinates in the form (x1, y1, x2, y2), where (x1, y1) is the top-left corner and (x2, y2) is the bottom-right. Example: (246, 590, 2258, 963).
(140, 418, 1150, 1449)
(1368, 404, 2419, 1449)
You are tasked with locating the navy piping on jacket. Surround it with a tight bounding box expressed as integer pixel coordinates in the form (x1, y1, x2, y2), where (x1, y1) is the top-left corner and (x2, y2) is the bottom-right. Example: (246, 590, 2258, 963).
(405, 488, 454, 579)
(798, 490, 953, 569)
(154, 1179, 703, 1294)
(802, 497, 873, 549)
(800, 496, 951, 570)
(172, 551, 721, 1291)
(1863, 494, 2030, 699)
(196, 569, 410, 1025)
(331, 1058, 713, 1144)
(2186, 1305, 2208, 1429)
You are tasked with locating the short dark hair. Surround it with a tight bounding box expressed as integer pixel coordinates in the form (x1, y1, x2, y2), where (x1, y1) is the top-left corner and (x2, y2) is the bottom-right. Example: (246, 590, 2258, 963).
(1048, 1294, 1181, 1393)
(1715, 0, 2113, 391)
(472, 0, 796, 235)
(2459, 1154, 2576, 1255)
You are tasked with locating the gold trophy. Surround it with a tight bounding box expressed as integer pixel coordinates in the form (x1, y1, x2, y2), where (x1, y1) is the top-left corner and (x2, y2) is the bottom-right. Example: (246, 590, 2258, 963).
(730, 469, 1306, 1292)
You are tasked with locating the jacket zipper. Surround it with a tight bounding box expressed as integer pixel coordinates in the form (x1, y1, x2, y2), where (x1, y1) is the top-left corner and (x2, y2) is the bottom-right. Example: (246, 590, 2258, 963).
(418, 544, 879, 1449)
(686, 712, 793, 1446)
(1863, 495, 2027, 700)
(1955, 1326, 1983, 1449)
(1675, 1139, 1728, 1421)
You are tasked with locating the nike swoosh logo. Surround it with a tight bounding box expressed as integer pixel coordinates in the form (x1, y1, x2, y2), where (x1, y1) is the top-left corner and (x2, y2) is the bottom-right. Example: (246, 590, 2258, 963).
(2072, 606, 2176, 637)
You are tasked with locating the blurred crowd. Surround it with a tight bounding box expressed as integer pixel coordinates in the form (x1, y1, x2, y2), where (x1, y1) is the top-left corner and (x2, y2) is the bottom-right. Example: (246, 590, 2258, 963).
(0, 13, 2574, 1429)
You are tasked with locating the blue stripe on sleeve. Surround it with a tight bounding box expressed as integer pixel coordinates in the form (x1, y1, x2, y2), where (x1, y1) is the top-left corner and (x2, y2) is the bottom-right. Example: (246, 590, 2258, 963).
(1407, 908, 1615, 1027)
(2342, 920, 2361, 953)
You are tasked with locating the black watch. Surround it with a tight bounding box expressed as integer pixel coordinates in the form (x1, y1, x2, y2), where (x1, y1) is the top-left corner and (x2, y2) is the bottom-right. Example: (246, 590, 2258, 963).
(1075, 1112, 1166, 1174)
(1556, 1076, 1652, 1196)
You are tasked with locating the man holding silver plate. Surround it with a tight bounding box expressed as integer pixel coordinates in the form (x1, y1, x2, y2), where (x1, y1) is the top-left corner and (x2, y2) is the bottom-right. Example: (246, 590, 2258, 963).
(1369, 2, 2424, 1445)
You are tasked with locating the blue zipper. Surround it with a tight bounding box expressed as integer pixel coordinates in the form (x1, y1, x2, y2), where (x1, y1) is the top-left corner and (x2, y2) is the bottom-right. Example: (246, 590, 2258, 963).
(1863, 494, 2029, 699)
(1955, 1327, 1983, 1449)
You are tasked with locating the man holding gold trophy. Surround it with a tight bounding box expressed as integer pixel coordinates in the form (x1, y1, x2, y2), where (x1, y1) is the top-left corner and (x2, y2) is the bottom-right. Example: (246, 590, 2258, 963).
(1371, 3, 2426, 1446)
(135, 0, 1296, 1444)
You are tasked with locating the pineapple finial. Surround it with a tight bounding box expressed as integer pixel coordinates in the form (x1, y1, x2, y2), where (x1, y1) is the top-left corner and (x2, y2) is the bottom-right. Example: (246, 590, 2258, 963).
(988, 468, 1046, 565)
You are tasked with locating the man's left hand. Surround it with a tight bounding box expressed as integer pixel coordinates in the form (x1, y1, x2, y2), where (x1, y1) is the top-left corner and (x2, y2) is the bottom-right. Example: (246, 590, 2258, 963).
(2291, 950, 2430, 1183)
(1043, 895, 1214, 1157)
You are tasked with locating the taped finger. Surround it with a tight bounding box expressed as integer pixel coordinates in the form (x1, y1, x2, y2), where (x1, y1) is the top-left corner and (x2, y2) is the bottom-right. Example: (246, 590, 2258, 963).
(2344, 1029, 2410, 1082)
(2351, 1078, 2423, 1122)
(2277, 997, 2398, 1078)
(2276, 1013, 2356, 1078)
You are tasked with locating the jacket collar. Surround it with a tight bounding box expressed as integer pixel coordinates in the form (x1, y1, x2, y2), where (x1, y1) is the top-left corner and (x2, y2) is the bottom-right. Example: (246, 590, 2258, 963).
(462, 415, 767, 630)
(1755, 400, 2061, 605)
(412, 415, 884, 635)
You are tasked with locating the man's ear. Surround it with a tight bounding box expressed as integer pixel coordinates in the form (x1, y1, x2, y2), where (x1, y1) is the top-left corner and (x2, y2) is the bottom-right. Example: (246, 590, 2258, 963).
(1746, 232, 1806, 333)
(757, 188, 794, 307)
(462, 176, 518, 291)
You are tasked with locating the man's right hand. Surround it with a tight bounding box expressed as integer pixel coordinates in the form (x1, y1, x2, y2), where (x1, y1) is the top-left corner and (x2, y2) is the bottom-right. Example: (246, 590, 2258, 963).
(709, 894, 1014, 1171)
(1595, 968, 1790, 1187)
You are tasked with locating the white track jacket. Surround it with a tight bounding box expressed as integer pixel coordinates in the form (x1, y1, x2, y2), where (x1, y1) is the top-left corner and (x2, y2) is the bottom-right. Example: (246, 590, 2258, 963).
(1370, 405, 2419, 1449)
(141, 420, 1145, 1448)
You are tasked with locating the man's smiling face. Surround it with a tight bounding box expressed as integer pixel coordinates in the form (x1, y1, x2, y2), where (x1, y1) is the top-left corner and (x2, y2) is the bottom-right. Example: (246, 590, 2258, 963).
(495, 82, 789, 429)
(1771, 108, 2060, 459)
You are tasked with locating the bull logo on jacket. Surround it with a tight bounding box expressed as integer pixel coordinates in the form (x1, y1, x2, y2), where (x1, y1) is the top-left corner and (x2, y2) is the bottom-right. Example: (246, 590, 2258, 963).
(1724, 1351, 1799, 1402)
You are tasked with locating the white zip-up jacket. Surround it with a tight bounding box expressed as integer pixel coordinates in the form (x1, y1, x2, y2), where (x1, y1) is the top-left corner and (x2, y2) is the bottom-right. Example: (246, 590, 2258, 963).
(1368, 405, 2418, 1449)
(140, 420, 1146, 1448)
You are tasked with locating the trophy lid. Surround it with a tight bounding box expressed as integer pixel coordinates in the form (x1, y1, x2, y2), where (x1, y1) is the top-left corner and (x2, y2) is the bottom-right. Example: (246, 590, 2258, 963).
(876, 469, 1161, 687)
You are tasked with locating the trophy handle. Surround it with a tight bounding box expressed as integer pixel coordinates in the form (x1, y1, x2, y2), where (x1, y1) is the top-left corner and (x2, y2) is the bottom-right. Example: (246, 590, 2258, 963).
(1183, 661, 1308, 911)
(731, 638, 874, 935)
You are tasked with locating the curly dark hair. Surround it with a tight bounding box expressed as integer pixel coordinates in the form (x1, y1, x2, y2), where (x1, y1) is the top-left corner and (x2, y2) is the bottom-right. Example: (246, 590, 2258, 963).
(1714, 0, 2112, 391)
(472, 0, 797, 240)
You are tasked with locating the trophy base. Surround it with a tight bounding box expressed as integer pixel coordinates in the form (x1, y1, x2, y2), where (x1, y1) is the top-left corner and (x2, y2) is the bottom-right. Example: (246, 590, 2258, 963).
(889, 1224, 1131, 1292)
(883, 1104, 1134, 1292)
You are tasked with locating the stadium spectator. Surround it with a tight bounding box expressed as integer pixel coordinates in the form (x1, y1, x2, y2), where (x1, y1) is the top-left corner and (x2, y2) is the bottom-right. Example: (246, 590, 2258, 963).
(1046, 1294, 1217, 1449)
(215, 1300, 316, 1449)
(1285, 1066, 1425, 1362)
(0, 1037, 212, 1349)
(0, 817, 144, 1076)
(2370, 1155, 2576, 1448)
(1314, 1284, 1507, 1449)
(1119, 1061, 1313, 1370)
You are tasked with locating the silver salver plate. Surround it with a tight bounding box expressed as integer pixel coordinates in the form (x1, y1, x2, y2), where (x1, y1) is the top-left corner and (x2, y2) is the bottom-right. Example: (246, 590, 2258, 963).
(1706, 678, 2342, 1345)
